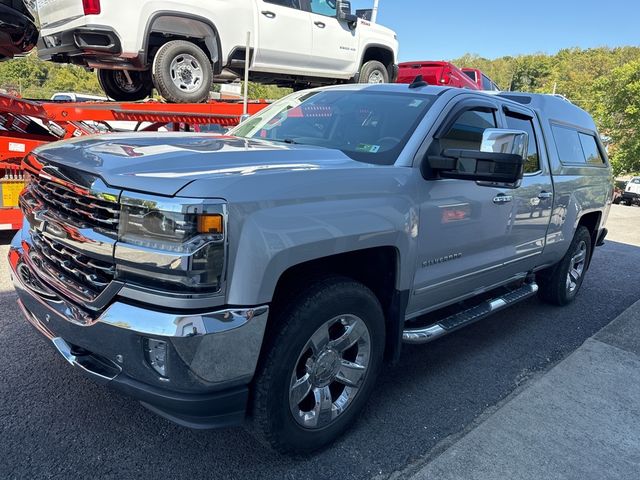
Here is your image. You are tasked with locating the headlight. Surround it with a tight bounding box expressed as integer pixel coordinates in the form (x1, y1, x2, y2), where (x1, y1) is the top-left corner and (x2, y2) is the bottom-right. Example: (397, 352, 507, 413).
(116, 193, 226, 294)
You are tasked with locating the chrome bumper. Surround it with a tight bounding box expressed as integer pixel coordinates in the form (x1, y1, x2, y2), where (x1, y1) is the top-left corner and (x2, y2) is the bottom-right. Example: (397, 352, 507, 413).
(9, 229, 269, 394)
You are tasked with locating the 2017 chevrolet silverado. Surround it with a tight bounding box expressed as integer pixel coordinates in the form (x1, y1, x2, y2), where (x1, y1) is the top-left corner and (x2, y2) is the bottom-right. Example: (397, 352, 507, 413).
(10, 83, 612, 453)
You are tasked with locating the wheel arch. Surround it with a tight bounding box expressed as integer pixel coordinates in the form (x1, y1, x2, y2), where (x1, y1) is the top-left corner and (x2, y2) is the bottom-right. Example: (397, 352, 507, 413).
(360, 44, 395, 75)
(266, 247, 408, 364)
(577, 210, 602, 268)
(142, 11, 222, 72)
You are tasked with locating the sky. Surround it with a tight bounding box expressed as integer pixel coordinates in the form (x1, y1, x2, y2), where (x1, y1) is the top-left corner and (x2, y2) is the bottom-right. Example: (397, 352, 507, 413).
(351, 0, 640, 62)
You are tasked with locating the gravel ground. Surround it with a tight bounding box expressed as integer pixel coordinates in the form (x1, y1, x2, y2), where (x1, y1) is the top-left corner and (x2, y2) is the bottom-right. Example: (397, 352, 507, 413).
(0, 204, 638, 480)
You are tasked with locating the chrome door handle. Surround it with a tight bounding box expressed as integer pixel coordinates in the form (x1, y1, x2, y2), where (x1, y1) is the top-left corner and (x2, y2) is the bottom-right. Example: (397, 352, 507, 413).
(493, 194, 513, 204)
(261, 10, 276, 18)
(314, 21, 326, 28)
(538, 191, 553, 199)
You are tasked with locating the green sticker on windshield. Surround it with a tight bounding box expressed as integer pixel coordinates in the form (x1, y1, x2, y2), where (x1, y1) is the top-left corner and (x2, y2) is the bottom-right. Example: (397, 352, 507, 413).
(356, 143, 380, 153)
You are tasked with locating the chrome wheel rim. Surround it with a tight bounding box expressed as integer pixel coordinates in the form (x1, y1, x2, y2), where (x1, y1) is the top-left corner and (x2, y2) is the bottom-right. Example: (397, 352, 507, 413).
(289, 314, 371, 429)
(566, 240, 587, 293)
(367, 70, 385, 84)
(170, 54, 203, 93)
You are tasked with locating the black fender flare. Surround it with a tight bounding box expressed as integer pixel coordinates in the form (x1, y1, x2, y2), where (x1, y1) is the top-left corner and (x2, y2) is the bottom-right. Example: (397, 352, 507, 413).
(142, 11, 222, 73)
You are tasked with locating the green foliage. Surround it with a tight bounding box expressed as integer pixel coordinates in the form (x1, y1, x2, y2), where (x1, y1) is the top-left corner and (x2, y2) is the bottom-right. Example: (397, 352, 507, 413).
(0, 52, 102, 98)
(243, 81, 292, 100)
(451, 47, 640, 174)
(595, 60, 640, 175)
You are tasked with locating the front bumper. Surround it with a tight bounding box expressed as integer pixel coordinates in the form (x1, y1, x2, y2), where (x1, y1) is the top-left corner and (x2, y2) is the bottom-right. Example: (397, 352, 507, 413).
(9, 230, 269, 429)
(621, 191, 639, 202)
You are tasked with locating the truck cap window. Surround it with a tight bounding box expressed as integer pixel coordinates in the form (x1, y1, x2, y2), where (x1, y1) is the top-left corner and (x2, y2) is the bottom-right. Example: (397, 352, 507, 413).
(552, 124, 604, 166)
(231, 90, 436, 165)
(578, 133, 604, 165)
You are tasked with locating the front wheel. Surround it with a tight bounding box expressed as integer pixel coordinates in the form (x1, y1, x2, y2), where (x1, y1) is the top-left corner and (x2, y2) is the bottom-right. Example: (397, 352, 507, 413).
(152, 40, 213, 103)
(251, 277, 385, 454)
(97, 69, 153, 101)
(537, 226, 592, 306)
(358, 60, 390, 84)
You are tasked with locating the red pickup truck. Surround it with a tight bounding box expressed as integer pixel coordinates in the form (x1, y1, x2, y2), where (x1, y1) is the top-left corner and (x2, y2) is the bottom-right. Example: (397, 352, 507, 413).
(396, 61, 499, 91)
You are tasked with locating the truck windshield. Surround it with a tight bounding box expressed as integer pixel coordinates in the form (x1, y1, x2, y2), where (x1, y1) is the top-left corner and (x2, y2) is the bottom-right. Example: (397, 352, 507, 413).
(230, 89, 435, 165)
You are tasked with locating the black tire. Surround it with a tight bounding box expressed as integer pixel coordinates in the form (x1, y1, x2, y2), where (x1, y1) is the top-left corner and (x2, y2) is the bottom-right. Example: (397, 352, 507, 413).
(97, 69, 153, 101)
(612, 196, 621, 205)
(251, 277, 385, 454)
(358, 60, 389, 84)
(537, 226, 592, 306)
(152, 40, 213, 103)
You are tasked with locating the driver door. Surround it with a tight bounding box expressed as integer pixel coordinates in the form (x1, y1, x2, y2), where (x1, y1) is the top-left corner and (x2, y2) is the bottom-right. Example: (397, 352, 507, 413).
(408, 98, 515, 317)
(306, 0, 359, 75)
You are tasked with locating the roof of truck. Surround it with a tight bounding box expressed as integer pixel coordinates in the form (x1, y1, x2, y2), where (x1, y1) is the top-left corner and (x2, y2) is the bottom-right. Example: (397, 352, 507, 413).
(496, 91, 597, 131)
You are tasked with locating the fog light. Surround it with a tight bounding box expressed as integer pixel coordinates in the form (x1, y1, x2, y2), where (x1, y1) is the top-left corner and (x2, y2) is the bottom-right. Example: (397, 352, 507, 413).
(144, 338, 168, 377)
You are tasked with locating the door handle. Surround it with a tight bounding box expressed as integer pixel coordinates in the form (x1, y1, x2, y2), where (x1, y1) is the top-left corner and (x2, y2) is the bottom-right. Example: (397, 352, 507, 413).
(493, 194, 513, 204)
(538, 191, 553, 200)
(314, 21, 326, 28)
(261, 10, 276, 18)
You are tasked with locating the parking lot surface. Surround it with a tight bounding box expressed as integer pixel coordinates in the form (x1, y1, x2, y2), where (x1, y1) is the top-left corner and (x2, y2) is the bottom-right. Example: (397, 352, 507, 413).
(1, 204, 639, 479)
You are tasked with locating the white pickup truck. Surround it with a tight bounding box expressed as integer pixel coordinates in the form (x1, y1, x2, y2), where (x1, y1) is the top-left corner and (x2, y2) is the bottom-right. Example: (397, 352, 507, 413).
(33, 0, 399, 103)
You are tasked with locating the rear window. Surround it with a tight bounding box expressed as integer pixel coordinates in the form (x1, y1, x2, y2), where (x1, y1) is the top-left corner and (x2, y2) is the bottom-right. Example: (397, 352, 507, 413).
(552, 124, 605, 166)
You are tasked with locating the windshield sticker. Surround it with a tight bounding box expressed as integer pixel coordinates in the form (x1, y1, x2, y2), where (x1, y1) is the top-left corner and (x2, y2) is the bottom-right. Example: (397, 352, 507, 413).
(408, 99, 425, 108)
(356, 144, 380, 153)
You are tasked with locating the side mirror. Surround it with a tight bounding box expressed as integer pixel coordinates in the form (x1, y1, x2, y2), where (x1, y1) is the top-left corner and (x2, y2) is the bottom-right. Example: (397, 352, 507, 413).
(337, 0, 358, 26)
(427, 129, 528, 184)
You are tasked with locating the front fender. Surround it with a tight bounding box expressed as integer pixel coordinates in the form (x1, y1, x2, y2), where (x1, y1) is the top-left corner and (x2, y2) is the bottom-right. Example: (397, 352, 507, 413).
(225, 197, 417, 306)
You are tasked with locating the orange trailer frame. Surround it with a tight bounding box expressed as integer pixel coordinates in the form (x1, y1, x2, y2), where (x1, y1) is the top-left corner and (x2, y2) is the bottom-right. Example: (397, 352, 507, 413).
(0, 94, 270, 230)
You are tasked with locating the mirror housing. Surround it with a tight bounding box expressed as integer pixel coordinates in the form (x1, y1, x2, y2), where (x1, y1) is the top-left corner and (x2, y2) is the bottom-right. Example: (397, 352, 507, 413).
(427, 129, 528, 184)
(337, 0, 358, 25)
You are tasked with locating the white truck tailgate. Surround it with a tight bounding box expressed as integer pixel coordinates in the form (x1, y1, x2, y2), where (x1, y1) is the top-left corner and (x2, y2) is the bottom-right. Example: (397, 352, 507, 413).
(36, 0, 85, 29)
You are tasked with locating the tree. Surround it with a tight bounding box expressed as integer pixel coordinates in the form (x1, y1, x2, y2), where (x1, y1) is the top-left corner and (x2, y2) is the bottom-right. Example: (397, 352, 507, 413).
(596, 60, 640, 175)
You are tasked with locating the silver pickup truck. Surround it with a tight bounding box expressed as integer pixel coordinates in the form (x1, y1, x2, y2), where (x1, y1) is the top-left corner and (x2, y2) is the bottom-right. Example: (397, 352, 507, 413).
(9, 83, 612, 453)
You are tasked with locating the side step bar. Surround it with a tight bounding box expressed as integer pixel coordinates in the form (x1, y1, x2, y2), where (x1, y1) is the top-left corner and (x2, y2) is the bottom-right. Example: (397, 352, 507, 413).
(402, 282, 538, 344)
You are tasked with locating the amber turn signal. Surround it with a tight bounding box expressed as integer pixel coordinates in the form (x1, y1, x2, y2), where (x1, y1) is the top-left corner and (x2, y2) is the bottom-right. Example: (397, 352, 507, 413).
(197, 214, 224, 234)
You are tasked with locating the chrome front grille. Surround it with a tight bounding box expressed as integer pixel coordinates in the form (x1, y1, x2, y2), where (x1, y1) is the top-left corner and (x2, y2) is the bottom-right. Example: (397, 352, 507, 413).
(29, 233, 116, 303)
(30, 175, 119, 232)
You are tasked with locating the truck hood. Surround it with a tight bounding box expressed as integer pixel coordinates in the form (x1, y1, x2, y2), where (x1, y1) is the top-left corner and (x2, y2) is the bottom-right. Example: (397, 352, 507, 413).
(33, 133, 372, 196)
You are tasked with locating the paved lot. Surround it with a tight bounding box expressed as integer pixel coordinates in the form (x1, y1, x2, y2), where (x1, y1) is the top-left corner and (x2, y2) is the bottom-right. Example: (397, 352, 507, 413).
(409, 300, 640, 480)
(1, 204, 639, 479)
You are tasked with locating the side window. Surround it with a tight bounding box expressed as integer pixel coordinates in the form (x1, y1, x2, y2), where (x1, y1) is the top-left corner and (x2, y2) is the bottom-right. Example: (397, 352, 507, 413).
(440, 109, 497, 151)
(505, 114, 540, 173)
(578, 133, 604, 165)
(264, 0, 301, 9)
(481, 75, 493, 90)
(310, 0, 337, 16)
(463, 70, 477, 82)
(551, 125, 585, 164)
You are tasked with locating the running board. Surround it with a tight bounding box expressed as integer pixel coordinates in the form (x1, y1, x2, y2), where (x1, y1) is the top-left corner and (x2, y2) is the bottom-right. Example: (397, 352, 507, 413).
(402, 282, 538, 344)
